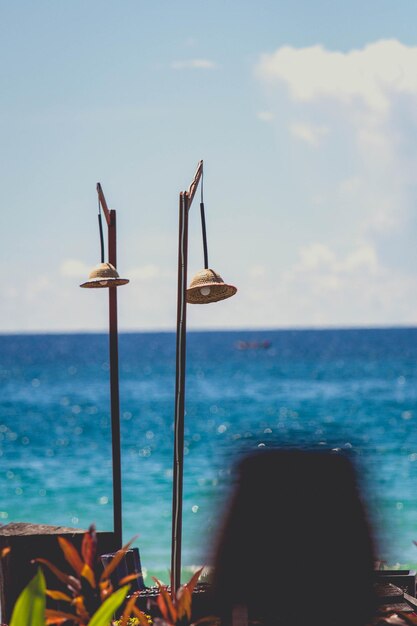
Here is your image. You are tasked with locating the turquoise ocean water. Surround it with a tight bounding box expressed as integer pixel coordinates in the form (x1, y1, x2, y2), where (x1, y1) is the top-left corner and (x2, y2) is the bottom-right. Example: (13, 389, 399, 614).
(1, 328, 417, 583)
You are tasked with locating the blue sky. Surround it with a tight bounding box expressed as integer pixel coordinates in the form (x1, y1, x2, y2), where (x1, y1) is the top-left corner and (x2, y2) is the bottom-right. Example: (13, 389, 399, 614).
(2, 0, 417, 332)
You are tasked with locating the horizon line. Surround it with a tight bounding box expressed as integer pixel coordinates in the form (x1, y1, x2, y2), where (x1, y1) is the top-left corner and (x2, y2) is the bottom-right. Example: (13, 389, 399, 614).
(1, 323, 417, 336)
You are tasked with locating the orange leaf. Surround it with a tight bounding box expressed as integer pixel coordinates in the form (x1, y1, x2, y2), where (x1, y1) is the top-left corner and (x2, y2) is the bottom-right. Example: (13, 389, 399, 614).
(58, 537, 84, 576)
(184, 566, 204, 595)
(157, 589, 178, 625)
(81, 563, 96, 589)
(45, 608, 82, 623)
(118, 572, 142, 586)
(119, 593, 139, 626)
(99, 578, 113, 600)
(34, 558, 74, 586)
(1, 546, 11, 558)
(45, 589, 73, 602)
(176, 567, 204, 620)
(72, 595, 90, 621)
(177, 586, 192, 620)
(152, 577, 177, 624)
(81, 524, 97, 568)
(99, 536, 137, 582)
(132, 604, 153, 626)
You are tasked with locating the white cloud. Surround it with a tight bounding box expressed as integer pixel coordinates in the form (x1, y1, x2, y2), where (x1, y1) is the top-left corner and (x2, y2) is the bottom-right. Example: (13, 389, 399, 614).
(256, 39, 417, 115)
(26, 276, 51, 300)
(290, 122, 329, 145)
(294, 243, 335, 271)
(255, 37, 417, 279)
(340, 245, 378, 273)
(1, 243, 416, 331)
(257, 110, 275, 122)
(171, 59, 216, 70)
(220, 237, 417, 329)
(290, 242, 378, 277)
(126, 263, 164, 280)
(257, 241, 410, 327)
(339, 177, 361, 195)
(60, 259, 91, 277)
(248, 264, 266, 278)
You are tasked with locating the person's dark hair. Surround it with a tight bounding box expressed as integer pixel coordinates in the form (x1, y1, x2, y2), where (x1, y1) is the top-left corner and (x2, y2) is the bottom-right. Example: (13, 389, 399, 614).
(209, 448, 377, 626)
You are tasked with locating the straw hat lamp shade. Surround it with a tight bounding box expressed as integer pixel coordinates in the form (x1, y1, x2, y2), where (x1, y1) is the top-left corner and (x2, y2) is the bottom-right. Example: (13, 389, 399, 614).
(186, 268, 237, 304)
(80, 262, 129, 289)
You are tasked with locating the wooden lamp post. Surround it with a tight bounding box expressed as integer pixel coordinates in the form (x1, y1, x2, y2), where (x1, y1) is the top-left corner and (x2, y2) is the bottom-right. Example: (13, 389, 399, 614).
(80, 183, 129, 550)
(171, 160, 237, 595)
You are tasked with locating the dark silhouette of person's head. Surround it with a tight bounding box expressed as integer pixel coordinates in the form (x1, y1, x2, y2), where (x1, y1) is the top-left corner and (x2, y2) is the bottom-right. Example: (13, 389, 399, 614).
(209, 448, 377, 626)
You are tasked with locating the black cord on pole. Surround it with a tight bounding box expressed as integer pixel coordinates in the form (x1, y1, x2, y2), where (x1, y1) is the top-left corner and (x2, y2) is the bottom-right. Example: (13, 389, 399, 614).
(199, 169, 209, 269)
(98, 199, 105, 263)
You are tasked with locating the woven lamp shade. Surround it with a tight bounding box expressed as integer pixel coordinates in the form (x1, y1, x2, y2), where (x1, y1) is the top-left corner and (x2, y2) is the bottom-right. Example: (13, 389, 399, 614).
(186, 268, 237, 304)
(80, 262, 129, 289)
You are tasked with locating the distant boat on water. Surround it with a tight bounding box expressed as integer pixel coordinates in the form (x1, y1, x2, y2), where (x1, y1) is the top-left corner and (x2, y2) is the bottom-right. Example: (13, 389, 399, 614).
(235, 339, 272, 350)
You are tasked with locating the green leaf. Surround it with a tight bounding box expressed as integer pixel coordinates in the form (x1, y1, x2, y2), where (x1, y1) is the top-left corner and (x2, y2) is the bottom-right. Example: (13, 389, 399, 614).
(87, 584, 129, 626)
(10, 567, 46, 626)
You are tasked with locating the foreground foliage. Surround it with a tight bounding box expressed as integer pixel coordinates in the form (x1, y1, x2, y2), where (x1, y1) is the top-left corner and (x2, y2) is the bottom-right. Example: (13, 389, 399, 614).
(5, 526, 217, 626)
(9, 566, 129, 626)
(8, 524, 149, 626)
(151, 568, 218, 626)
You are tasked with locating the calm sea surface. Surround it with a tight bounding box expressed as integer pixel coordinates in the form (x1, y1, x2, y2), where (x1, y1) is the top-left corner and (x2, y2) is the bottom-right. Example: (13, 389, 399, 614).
(1, 328, 417, 583)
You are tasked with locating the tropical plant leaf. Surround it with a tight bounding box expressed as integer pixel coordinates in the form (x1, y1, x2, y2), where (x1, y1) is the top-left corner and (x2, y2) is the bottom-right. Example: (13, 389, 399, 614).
(177, 587, 192, 620)
(118, 573, 142, 586)
(132, 606, 149, 626)
(45, 608, 82, 624)
(87, 584, 129, 626)
(152, 578, 177, 625)
(9, 567, 46, 626)
(184, 567, 204, 595)
(45, 589, 73, 602)
(132, 605, 152, 626)
(99, 578, 114, 601)
(34, 557, 74, 586)
(81, 563, 96, 588)
(73, 594, 90, 621)
(82, 525, 97, 568)
(119, 592, 139, 626)
(58, 537, 84, 576)
(176, 567, 204, 620)
(99, 538, 136, 582)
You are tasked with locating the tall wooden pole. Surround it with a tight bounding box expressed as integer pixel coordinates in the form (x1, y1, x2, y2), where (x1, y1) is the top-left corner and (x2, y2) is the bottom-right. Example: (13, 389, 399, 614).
(171, 161, 203, 596)
(97, 183, 123, 550)
(171, 192, 188, 595)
